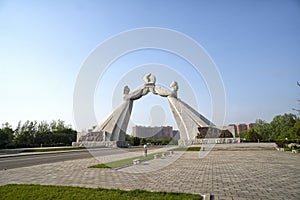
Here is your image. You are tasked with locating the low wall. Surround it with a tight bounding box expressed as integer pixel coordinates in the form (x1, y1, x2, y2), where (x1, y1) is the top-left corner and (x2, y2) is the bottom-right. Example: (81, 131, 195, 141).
(179, 138, 241, 145)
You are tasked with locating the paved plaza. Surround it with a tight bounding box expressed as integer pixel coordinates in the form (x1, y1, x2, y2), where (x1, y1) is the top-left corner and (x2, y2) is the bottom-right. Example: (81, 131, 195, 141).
(0, 143, 299, 200)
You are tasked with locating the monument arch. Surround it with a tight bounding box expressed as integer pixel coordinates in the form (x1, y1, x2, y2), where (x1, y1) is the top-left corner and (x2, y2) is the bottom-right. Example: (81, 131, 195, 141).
(74, 73, 234, 147)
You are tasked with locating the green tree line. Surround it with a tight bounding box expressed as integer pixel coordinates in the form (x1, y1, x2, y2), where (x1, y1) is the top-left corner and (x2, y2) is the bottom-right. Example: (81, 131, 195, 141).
(0, 120, 77, 149)
(239, 113, 300, 142)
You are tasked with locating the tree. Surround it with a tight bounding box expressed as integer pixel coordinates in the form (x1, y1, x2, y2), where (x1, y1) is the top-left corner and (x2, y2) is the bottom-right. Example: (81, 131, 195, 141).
(0, 123, 14, 148)
(293, 120, 300, 138)
(34, 121, 52, 145)
(270, 114, 297, 140)
(125, 134, 134, 146)
(13, 120, 77, 147)
(245, 129, 261, 142)
(53, 128, 77, 146)
(238, 130, 248, 139)
(254, 119, 271, 141)
(286, 119, 300, 139)
(14, 120, 37, 147)
(161, 137, 171, 145)
(140, 138, 146, 145)
(133, 137, 140, 146)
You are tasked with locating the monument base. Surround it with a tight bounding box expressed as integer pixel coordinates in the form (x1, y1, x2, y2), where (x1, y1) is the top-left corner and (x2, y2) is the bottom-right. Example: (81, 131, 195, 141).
(178, 138, 240, 146)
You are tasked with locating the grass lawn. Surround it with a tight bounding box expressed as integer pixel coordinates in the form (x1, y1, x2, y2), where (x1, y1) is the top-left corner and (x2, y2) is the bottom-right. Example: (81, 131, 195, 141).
(90, 147, 201, 169)
(22, 147, 86, 153)
(89, 152, 169, 169)
(172, 146, 201, 151)
(0, 184, 202, 200)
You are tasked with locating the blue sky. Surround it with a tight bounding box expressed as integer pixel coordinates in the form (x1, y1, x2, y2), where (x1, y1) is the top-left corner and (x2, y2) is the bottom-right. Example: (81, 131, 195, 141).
(0, 0, 300, 131)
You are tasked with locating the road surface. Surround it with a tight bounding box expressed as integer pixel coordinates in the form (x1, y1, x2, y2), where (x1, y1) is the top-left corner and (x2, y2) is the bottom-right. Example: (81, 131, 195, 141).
(0, 146, 165, 170)
(0, 149, 124, 170)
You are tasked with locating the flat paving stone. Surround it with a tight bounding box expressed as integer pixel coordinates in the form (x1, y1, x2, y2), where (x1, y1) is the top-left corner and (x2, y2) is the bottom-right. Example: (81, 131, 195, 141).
(0, 143, 299, 200)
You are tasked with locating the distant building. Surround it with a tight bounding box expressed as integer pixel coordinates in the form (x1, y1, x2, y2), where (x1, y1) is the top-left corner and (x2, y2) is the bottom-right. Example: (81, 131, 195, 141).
(132, 126, 173, 139)
(237, 124, 248, 133)
(229, 123, 256, 134)
(248, 123, 256, 129)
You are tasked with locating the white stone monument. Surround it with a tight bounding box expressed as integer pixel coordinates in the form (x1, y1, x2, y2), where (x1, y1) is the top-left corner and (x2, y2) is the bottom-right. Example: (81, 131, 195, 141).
(73, 73, 235, 147)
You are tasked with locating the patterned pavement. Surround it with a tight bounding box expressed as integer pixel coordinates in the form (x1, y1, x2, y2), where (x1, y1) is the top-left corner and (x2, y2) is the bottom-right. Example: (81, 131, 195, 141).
(0, 143, 299, 200)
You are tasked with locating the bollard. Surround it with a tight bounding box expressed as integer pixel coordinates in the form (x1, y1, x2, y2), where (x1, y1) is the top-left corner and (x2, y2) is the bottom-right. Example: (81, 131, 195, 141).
(143, 144, 147, 157)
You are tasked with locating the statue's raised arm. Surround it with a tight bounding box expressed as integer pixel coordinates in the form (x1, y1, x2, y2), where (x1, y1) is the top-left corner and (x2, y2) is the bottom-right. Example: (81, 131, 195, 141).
(153, 81, 179, 98)
(153, 86, 171, 97)
(123, 85, 147, 101)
